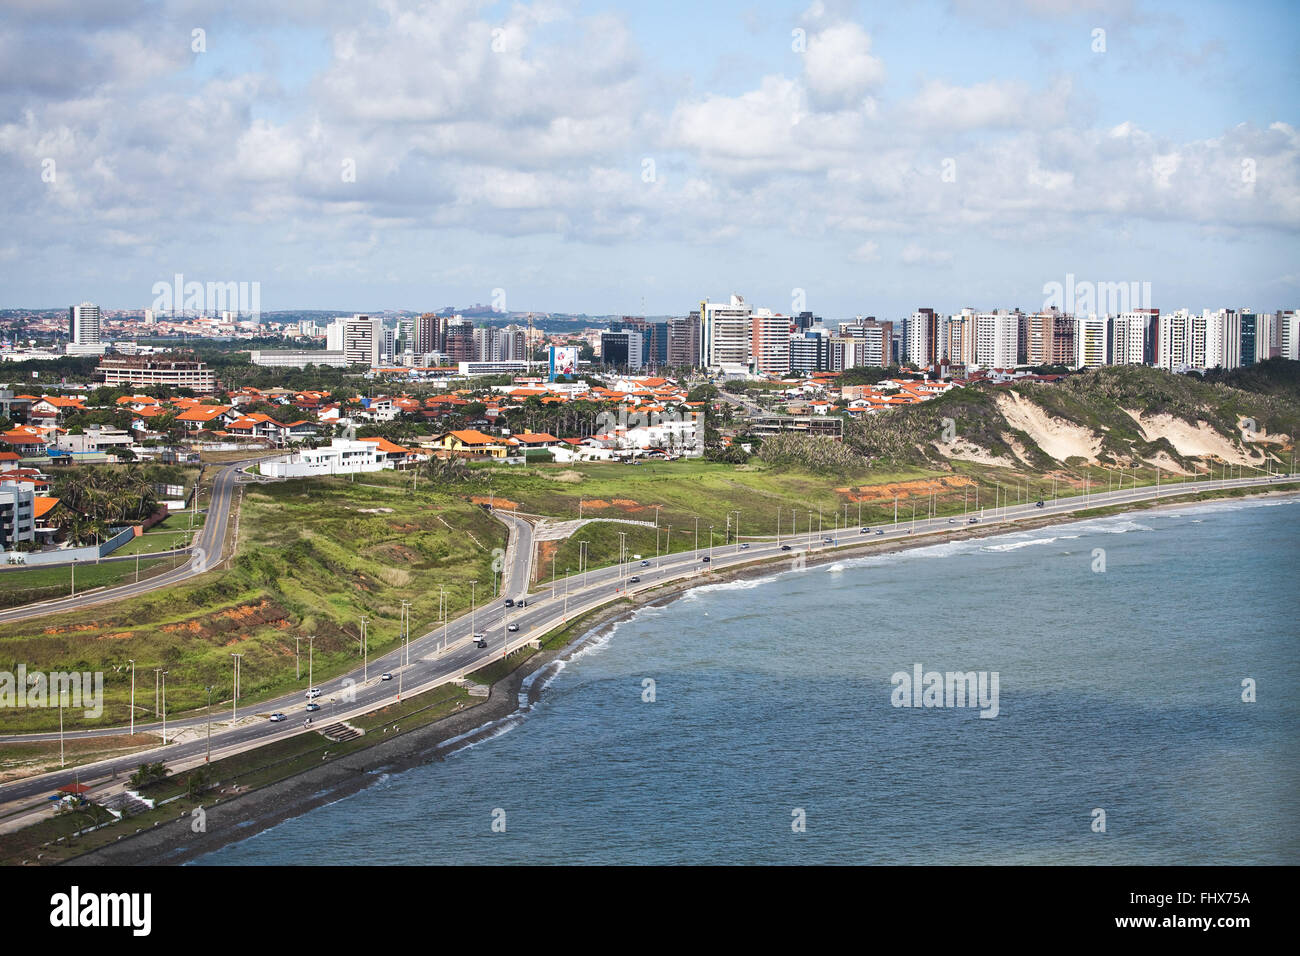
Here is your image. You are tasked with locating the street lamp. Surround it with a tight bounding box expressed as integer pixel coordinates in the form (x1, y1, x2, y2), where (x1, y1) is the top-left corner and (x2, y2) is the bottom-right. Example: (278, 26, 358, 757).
(205, 686, 214, 762)
(160, 670, 169, 745)
(127, 659, 135, 736)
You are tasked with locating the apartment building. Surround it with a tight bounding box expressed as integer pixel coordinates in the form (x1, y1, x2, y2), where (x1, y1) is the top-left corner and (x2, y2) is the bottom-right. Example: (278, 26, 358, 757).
(1112, 309, 1159, 366)
(975, 310, 1021, 369)
(750, 310, 792, 375)
(326, 314, 385, 367)
(1074, 315, 1109, 368)
(700, 295, 752, 368)
(97, 355, 217, 390)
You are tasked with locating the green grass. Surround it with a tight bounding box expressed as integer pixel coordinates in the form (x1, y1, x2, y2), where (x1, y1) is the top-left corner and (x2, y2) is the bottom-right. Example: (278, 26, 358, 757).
(0, 558, 168, 609)
(0, 476, 507, 733)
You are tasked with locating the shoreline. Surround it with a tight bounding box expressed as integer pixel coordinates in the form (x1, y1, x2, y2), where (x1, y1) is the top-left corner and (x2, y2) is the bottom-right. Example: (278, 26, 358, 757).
(62, 483, 1300, 865)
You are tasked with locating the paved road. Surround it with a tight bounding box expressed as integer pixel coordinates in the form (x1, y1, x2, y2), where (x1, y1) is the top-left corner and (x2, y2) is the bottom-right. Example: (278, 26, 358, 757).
(0, 460, 250, 625)
(0, 471, 1291, 811)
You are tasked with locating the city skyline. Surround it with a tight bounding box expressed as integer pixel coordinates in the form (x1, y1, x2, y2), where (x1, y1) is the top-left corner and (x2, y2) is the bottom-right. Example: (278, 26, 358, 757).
(2, 0, 1298, 315)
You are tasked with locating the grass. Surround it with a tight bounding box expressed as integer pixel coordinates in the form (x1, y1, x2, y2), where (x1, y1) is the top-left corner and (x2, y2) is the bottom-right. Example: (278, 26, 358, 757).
(0, 558, 168, 609)
(0, 475, 507, 733)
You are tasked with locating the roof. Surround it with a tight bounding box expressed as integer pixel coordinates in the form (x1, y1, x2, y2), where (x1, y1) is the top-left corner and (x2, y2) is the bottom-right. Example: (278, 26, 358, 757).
(33, 496, 59, 519)
(443, 429, 498, 445)
(359, 437, 409, 454)
(175, 405, 231, 423)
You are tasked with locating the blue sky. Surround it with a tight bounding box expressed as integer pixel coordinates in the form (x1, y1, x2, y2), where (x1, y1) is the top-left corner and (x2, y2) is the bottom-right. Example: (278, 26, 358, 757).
(1, 0, 1297, 318)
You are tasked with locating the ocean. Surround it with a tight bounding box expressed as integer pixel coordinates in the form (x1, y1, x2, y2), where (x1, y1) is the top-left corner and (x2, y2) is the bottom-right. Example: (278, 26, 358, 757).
(196, 494, 1300, 865)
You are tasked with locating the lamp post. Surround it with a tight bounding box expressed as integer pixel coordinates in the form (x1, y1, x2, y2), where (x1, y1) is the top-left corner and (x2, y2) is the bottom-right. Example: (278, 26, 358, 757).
(205, 686, 214, 762)
(128, 659, 135, 737)
(360, 617, 369, 682)
(230, 654, 241, 723)
(160, 670, 169, 745)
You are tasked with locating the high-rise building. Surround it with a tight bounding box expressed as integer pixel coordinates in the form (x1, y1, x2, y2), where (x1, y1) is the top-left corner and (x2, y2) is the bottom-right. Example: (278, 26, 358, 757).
(1074, 314, 1109, 368)
(600, 329, 644, 369)
(667, 314, 701, 368)
(700, 295, 752, 368)
(975, 310, 1021, 369)
(414, 313, 443, 355)
(69, 302, 101, 344)
(1112, 309, 1158, 366)
(789, 328, 833, 373)
(1278, 310, 1300, 361)
(1205, 308, 1240, 370)
(1025, 309, 1075, 367)
(906, 308, 940, 368)
(1240, 311, 1258, 367)
(750, 310, 791, 375)
(443, 317, 475, 363)
(327, 315, 384, 367)
(1157, 308, 1206, 371)
(945, 310, 976, 368)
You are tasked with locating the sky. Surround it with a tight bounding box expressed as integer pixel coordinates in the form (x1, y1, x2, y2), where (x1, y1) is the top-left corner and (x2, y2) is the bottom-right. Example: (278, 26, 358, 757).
(1, 0, 1298, 319)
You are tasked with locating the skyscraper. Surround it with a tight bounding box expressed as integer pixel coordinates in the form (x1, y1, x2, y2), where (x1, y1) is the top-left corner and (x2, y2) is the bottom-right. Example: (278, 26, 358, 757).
(700, 295, 752, 368)
(69, 302, 101, 344)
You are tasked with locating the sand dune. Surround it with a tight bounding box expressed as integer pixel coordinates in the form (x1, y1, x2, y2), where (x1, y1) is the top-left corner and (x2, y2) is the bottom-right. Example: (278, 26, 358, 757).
(1124, 409, 1258, 465)
(995, 391, 1103, 463)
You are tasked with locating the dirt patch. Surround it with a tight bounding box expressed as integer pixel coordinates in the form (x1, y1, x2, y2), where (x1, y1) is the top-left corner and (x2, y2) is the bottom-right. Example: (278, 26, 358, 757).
(161, 600, 292, 641)
(548, 470, 584, 483)
(470, 496, 519, 510)
(532, 540, 559, 585)
(42, 622, 102, 635)
(836, 476, 977, 504)
(996, 391, 1103, 463)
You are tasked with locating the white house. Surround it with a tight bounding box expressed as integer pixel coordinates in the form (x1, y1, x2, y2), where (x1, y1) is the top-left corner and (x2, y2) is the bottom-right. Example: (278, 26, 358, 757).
(261, 439, 391, 478)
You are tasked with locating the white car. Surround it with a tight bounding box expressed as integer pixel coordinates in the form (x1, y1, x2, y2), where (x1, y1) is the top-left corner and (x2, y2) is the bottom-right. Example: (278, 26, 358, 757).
(380, 673, 393, 681)
(305, 688, 322, 699)
(507, 623, 519, 632)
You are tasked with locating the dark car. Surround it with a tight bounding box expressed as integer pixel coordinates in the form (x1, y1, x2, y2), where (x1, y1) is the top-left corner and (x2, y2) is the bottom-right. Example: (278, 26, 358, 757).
(475, 638, 488, 649)
(702, 556, 711, 563)
(629, 575, 641, 583)
(516, 598, 527, 608)
(1035, 500, 1045, 508)
(780, 544, 792, 551)
(504, 598, 514, 607)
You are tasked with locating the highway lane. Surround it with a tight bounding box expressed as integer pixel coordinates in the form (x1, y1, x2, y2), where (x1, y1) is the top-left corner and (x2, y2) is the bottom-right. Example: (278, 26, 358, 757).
(0, 471, 1291, 809)
(0, 459, 250, 625)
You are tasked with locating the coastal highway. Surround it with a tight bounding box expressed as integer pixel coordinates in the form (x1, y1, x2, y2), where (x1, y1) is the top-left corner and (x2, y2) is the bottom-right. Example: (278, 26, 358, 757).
(0, 470, 1292, 811)
(0, 459, 251, 625)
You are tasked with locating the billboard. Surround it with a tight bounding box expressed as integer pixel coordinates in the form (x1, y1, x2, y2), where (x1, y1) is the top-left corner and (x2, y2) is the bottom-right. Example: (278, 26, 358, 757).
(548, 345, 579, 381)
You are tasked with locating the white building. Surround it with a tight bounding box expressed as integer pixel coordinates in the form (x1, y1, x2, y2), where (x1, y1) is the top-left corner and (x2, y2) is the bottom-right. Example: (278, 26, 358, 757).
(327, 315, 384, 367)
(1205, 308, 1240, 370)
(69, 302, 101, 345)
(1278, 310, 1300, 361)
(1112, 309, 1158, 366)
(975, 310, 1020, 369)
(261, 439, 391, 478)
(1157, 308, 1207, 371)
(700, 295, 752, 368)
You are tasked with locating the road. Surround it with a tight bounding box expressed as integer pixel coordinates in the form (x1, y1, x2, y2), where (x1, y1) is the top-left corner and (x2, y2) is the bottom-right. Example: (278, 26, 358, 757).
(0, 470, 1292, 812)
(0, 459, 249, 625)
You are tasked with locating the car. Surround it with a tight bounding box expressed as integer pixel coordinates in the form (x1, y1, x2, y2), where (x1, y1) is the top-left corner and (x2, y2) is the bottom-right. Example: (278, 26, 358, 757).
(629, 575, 641, 583)
(860, 527, 869, 534)
(305, 688, 321, 699)
(516, 599, 527, 608)
(305, 702, 320, 712)
(475, 638, 488, 649)
(823, 536, 833, 543)
(875, 530, 884, 535)
(640, 560, 650, 567)
(948, 518, 956, 524)
(968, 518, 978, 524)
(507, 623, 519, 632)
(268, 712, 287, 722)
(702, 556, 711, 563)
(380, 673, 393, 681)
(780, 544, 792, 551)
(1035, 500, 1045, 508)
(504, 598, 514, 607)
(740, 543, 749, 550)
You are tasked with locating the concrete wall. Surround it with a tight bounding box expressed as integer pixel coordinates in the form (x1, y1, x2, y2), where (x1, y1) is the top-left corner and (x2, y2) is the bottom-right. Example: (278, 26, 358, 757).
(1, 525, 135, 566)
